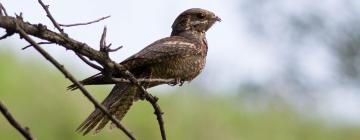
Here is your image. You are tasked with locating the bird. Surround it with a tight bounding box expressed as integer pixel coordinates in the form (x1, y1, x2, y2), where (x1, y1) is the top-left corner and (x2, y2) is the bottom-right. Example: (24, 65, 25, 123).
(70, 8, 221, 135)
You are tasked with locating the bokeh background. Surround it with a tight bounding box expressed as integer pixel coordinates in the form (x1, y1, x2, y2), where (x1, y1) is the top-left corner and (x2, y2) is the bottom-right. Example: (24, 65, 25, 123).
(1, 0, 360, 140)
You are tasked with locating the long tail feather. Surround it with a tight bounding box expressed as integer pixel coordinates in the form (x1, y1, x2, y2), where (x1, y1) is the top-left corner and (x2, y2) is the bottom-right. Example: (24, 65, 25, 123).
(76, 83, 139, 135)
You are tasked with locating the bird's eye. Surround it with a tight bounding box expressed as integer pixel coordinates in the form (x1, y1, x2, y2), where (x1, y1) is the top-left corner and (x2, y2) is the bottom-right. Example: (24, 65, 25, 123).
(196, 13, 206, 19)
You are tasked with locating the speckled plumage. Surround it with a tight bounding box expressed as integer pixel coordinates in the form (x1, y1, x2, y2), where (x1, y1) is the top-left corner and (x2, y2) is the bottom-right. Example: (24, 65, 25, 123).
(75, 8, 220, 135)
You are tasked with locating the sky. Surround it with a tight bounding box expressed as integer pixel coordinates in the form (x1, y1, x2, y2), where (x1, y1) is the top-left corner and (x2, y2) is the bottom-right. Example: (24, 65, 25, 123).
(1, 0, 360, 124)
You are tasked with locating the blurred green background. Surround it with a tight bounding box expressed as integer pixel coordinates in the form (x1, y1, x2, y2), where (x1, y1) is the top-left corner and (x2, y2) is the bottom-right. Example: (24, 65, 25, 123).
(1, 50, 360, 140)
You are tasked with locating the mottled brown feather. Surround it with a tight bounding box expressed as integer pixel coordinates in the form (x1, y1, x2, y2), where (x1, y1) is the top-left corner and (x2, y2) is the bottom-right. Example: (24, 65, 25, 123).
(74, 8, 219, 135)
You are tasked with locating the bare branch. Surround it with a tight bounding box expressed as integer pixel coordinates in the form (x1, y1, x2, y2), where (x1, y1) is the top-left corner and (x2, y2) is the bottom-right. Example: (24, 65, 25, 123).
(15, 23, 137, 140)
(0, 16, 111, 66)
(0, 3, 8, 16)
(22, 41, 53, 50)
(0, 101, 35, 140)
(59, 15, 111, 27)
(0, 4, 167, 139)
(76, 53, 103, 71)
(37, 0, 65, 34)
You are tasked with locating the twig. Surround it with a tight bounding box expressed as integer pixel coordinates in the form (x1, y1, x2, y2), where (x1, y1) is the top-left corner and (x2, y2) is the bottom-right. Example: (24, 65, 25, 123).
(15, 23, 136, 140)
(76, 53, 103, 71)
(148, 96, 166, 140)
(0, 3, 8, 16)
(107, 45, 123, 52)
(37, 0, 64, 34)
(0, 101, 34, 140)
(22, 41, 53, 50)
(59, 15, 110, 27)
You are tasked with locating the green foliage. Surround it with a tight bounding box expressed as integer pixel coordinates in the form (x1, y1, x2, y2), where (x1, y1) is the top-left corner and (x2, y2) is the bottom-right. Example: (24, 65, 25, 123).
(1, 51, 360, 140)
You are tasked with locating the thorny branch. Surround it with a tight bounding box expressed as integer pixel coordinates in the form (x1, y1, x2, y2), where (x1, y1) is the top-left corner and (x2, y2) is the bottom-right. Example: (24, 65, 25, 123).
(0, 0, 170, 140)
(0, 101, 34, 140)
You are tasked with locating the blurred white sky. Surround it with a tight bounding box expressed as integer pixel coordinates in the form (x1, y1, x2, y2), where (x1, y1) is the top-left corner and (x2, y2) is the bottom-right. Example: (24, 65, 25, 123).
(1, 0, 360, 125)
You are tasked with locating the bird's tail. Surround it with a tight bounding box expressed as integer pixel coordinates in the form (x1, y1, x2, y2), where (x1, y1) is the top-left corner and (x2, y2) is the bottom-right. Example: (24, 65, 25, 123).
(76, 83, 140, 135)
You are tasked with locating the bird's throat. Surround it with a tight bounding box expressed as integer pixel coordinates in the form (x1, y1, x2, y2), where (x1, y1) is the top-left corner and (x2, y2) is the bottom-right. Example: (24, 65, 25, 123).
(171, 30, 206, 41)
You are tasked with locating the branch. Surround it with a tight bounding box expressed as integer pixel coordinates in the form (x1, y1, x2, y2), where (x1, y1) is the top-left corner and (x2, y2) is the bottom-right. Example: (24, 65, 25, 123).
(0, 16, 111, 67)
(0, 2, 168, 139)
(38, 0, 64, 34)
(15, 22, 136, 140)
(59, 15, 111, 27)
(0, 3, 14, 40)
(0, 101, 35, 140)
(22, 41, 53, 50)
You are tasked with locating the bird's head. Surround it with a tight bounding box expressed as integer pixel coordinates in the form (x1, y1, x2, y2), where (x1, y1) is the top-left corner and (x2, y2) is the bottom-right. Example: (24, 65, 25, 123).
(171, 8, 221, 34)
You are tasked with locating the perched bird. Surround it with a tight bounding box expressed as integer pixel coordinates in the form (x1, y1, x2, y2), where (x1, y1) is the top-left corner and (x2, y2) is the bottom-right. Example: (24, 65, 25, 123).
(71, 8, 220, 135)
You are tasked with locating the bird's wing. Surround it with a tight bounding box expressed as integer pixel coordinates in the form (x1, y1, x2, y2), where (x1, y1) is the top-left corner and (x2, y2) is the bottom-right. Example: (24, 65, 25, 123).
(121, 36, 200, 69)
(68, 36, 199, 88)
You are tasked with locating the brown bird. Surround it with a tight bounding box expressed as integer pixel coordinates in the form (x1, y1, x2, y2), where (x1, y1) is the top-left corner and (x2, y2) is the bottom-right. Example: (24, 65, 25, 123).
(70, 8, 220, 135)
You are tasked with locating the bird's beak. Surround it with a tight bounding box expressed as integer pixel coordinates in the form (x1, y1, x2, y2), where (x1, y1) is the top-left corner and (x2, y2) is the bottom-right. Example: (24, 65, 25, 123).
(214, 16, 222, 22)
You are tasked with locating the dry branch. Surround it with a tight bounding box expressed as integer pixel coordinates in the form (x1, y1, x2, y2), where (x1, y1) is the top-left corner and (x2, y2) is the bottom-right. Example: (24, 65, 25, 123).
(59, 16, 110, 27)
(76, 54, 103, 71)
(0, 1, 168, 140)
(0, 101, 34, 140)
